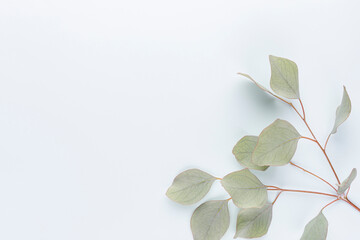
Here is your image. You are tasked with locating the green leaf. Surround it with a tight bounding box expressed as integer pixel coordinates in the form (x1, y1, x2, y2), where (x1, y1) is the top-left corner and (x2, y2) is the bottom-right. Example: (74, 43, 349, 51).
(269, 55, 300, 99)
(238, 73, 273, 95)
(252, 119, 301, 166)
(300, 212, 328, 240)
(234, 203, 273, 239)
(331, 86, 351, 134)
(191, 200, 230, 240)
(337, 168, 357, 195)
(166, 169, 216, 205)
(221, 169, 267, 208)
(233, 136, 268, 171)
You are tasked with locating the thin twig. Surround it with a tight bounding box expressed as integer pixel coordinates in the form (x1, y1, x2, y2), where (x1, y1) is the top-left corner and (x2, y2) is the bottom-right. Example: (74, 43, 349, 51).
(316, 141, 341, 184)
(290, 161, 337, 191)
(267, 187, 337, 198)
(299, 99, 306, 119)
(321, 199, 340, 211)
(324, 134, 331, 150)
(289, 103, 304, 120)
(301, 136, 317, 143)
(346, 186, 351, 197)
(343, 197, 360, 212)
(272, 191, 283, 205)
(266, 185, 281, 190)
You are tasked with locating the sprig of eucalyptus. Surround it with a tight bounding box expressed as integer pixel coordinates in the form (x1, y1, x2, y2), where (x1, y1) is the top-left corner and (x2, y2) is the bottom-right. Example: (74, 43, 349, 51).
(166, 55, 359, 239)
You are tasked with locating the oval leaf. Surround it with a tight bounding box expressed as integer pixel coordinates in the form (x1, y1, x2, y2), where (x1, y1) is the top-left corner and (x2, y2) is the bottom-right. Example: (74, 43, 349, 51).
(331, 86, 351, 134)
(166, 169, 216, 205)
(252, 119, 301, 166)
(300, 212, 328, 240)
(234, 203, 273, 239)
(221, 169, 267, 208)
(337, 168, 357, 195)
(269, 55, 300, 99)
(233, 136, 269, 171)
(191, 200, 230, 240)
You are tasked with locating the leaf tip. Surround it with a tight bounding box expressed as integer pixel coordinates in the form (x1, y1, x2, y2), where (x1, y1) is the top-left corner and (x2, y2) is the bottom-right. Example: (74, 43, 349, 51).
(268, 54, 276, 60)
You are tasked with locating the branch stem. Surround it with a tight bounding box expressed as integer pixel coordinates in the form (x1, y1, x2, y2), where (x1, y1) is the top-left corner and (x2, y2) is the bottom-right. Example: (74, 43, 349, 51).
(272, 191, 283, 205)
(322, 199, 340, 211)
(301, 136, 317, 143)
(314, 139, 341, 184)
(290, 161, 337, 191)
(324, 134, 331, 150)
(267, 187, 337, 198)
(343, 197, 360, 212)
(299, 99, 306, 119)
(346, 186, 351, 197)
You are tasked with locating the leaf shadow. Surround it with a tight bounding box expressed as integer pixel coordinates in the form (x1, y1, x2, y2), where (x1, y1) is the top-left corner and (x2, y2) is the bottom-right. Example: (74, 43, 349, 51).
(238, 81, 288, 118)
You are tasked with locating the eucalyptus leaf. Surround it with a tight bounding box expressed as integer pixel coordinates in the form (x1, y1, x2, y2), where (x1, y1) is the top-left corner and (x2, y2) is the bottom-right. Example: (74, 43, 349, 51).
(233, 136, 268, 171)
(221, 169, 267, 208)
(331, 86, 351, 134)
(238, 73, 273, 95)
(269, 55, 300, 99)
(166, 169, 216, 205)
(337, 168, 357, 195)
(234, 203, 273, 239)
(300, 212, 328, 240)
(252, 119, 301, 166)
(191, 200, 230, 240)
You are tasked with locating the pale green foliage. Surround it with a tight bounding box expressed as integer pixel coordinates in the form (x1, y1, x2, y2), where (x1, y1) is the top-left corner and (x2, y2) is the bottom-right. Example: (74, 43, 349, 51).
(166, 169, 216, 205)
(331, 87, 351, 134)
(190, 200, 230, 240)
(337, 168, 357, 195)
(167, 55, 357, 240)
(252, 119, 301, 166)
(234, 203, 273, 239)
(221, 169, 267, 208)
(232, 136, 268, 171)
(269, 55, 300, 99)
(300, 212, 328, 240)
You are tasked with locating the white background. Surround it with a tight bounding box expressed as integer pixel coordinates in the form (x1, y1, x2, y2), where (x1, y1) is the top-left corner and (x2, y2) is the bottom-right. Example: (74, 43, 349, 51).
(0, 0, 360, 239)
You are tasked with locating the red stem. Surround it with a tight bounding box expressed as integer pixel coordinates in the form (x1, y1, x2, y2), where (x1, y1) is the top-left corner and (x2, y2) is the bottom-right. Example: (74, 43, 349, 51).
(290, 162, 337, 191)
(343, 198, 360, 212)
(346, 186, 351, 197)
(272, 191, 283, 205)
(267, 187, 337, 198)
(313, 136, 341, 184)
(322, 199, 340, 211)
(324, 134, 331, 150)
(299, 99, 306, 119)
(301, 136, 317, 143)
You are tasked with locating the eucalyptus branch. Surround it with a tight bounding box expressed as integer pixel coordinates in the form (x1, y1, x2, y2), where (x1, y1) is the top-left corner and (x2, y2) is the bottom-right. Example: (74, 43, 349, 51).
(166, 55, 357, 240)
